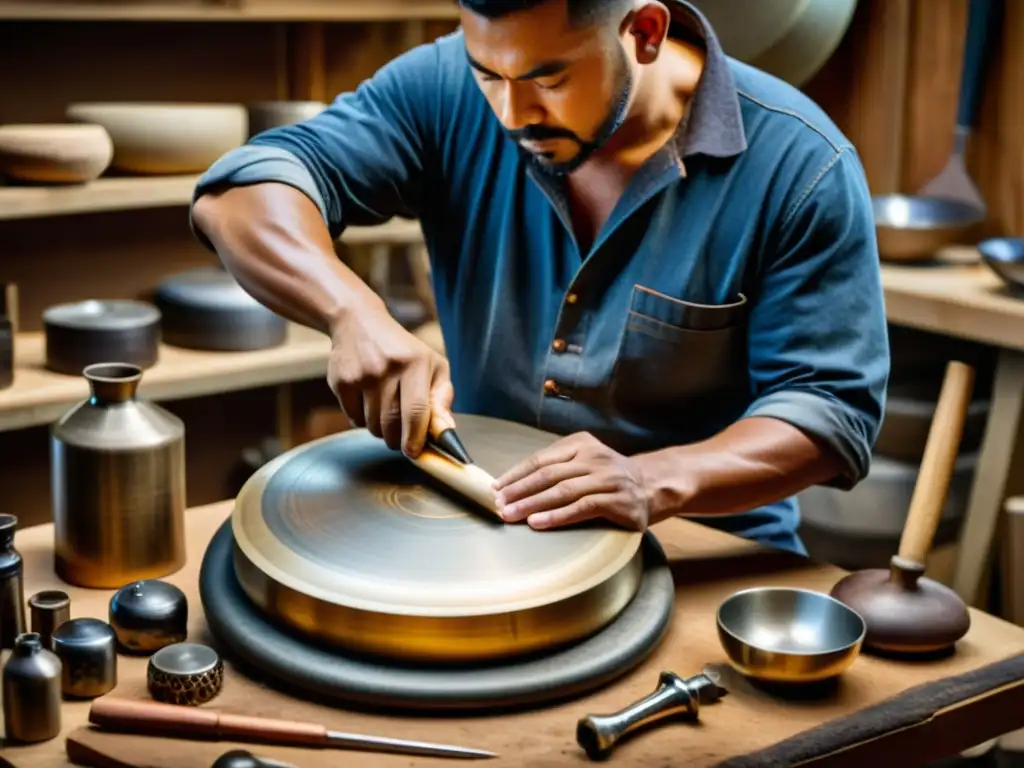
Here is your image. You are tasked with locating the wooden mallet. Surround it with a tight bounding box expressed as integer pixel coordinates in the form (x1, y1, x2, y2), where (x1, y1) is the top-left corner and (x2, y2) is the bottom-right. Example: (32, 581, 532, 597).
(830, 360, 974, 655)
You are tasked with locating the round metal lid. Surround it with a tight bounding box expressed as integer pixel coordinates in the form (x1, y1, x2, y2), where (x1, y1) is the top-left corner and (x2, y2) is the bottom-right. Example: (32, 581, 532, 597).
(232, 414, 642, 620)
(42, 299, 160, 330)
(150, 642, 221, 676)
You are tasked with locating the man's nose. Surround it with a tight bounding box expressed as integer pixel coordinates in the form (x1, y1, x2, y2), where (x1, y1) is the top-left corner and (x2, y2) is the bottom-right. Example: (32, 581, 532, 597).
(499, 83, 541, 131)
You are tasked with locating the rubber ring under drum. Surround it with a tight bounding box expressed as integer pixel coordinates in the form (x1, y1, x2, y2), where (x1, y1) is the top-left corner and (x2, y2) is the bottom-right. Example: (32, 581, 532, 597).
(199, 520, 676, 712)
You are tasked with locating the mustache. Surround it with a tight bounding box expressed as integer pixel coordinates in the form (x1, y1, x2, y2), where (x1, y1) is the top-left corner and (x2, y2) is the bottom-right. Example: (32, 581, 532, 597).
(506, 124, 580, 143)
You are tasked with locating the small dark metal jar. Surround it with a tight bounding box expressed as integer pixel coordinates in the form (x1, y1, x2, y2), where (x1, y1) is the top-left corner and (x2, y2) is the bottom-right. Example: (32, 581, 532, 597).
(147, 642, 224, 706)
(0, 513, 26, 649)
(2, 632, 63, 743)
(109, 579, 188, 654)
(28, 590, 71, 648)
(52, 618, 118, 699)
(43, 299, 161, 375)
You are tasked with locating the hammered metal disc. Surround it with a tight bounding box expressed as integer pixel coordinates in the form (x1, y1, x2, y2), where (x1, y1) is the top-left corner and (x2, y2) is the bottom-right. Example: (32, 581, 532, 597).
(201, 520, 674, 712)
(232, 414, 644, 662)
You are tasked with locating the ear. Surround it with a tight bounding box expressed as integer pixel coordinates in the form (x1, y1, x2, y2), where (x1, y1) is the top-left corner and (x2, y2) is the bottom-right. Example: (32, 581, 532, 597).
(627, 2, 671, 64)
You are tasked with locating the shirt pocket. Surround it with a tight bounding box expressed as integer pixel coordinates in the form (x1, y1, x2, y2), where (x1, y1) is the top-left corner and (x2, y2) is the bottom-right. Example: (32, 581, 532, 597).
(609, 285, 749, 427)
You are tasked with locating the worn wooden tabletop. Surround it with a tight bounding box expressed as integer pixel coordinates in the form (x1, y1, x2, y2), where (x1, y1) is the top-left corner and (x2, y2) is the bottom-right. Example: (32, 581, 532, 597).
(3, 501, 1024, 767)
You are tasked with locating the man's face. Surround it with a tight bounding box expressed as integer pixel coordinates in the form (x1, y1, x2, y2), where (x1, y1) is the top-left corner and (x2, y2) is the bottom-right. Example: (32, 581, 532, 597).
(461, 0, 634, 176)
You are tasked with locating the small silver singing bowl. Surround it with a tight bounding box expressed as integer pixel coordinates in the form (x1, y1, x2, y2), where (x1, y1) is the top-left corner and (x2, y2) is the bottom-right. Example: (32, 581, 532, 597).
(872, 194, 984, 263)
(717, 587, 866, 683)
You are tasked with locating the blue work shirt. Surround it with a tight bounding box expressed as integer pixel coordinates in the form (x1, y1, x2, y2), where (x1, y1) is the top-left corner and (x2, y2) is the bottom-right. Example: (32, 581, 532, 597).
(192, 1, 890, 553)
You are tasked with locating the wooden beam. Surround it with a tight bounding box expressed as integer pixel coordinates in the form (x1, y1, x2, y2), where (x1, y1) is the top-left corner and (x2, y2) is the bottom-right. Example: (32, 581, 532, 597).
(0, 1, 461, 22)
(288, 22, 327, 102)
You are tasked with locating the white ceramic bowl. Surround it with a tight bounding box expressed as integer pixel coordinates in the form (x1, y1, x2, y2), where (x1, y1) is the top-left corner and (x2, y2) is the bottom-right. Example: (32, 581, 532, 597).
(0, 123, 113, 183)
(65, 102, 248, 175)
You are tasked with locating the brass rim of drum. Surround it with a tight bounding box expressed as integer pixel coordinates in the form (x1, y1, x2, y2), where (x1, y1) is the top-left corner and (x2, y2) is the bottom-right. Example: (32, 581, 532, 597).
(231, 415, 644, 662)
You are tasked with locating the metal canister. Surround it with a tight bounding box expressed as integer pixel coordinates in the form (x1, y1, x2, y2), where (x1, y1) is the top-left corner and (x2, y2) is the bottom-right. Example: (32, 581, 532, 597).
(28, 590, 71, 648)
(0, 513, 26, 649)
(51, 362, 187, 588)
(2, 632, 63, 743)
(52, 618, 118, 698)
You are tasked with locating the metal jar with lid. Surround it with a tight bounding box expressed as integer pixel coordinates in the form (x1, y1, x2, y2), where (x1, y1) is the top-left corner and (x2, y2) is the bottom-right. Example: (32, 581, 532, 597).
(51, 362, 186, 588)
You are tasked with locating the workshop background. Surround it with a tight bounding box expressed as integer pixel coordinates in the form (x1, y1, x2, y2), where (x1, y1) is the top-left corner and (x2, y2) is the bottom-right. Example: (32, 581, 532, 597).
(0, 0, 1022, 761)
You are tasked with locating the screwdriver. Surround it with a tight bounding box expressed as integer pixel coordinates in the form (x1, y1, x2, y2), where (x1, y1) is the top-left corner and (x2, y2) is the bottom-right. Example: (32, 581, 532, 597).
(90, 698, 498, 760)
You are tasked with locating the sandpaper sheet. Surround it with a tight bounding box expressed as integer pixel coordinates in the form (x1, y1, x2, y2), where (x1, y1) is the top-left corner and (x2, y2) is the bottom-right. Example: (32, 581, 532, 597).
(7, 504, 1024, 767)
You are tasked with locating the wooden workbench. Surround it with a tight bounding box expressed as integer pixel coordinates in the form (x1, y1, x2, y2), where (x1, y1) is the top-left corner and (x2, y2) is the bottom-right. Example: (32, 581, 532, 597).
(880, 248, 1024, 612)
(3, 501, 1024, 768)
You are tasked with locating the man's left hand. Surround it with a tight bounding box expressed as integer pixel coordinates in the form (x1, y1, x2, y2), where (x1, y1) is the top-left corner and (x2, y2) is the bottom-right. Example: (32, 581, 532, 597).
(492, 432, 651, 531)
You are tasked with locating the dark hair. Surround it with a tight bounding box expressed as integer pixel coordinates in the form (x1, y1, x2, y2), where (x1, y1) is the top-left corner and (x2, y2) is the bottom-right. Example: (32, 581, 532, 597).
(457, 0, 630, 26)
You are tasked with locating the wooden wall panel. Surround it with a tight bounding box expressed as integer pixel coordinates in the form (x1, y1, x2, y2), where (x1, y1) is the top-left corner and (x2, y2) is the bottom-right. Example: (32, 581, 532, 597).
(3, 209, 215, 332)
(804, 0, 912, 194)
(901, 0, 970, 195)
(806, 0, 1023, 237)
(0, 22, 285, 123)
(973, 0, 1024, 237)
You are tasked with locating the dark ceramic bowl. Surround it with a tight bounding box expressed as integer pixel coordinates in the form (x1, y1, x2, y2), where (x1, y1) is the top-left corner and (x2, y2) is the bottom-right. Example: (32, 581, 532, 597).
(978, 237, 1024, 296)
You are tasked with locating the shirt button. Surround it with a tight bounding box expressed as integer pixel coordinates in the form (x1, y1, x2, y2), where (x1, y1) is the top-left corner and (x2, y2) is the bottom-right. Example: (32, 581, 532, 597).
(543, 379, 559, 395)
(552, 339, 566, 353)
(566, 293, 578, 305)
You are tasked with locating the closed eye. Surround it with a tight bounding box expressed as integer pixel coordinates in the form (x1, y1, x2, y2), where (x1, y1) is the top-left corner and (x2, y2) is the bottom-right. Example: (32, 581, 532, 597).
(537, 78, 568, 91)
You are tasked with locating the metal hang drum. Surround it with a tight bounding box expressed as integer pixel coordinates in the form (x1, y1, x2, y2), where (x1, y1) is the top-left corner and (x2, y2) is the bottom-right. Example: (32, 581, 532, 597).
(51, 363, 186, 588)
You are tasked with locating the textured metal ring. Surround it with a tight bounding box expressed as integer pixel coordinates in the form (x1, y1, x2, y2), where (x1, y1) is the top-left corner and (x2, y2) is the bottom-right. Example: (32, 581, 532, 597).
(147, 642, 224, 706)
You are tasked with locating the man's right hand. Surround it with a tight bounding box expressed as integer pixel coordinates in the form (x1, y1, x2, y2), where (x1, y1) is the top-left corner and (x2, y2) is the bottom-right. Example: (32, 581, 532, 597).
(327, 302, 455, 457)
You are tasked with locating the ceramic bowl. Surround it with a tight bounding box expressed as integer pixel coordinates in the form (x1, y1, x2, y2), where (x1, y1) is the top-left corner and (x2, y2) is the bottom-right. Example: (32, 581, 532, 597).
(65, 102, 248, 175)
(0, 123, 113, 183)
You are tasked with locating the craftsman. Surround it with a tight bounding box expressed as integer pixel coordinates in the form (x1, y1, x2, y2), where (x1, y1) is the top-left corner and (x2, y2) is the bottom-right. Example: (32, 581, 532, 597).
(189, 0, 889, 555)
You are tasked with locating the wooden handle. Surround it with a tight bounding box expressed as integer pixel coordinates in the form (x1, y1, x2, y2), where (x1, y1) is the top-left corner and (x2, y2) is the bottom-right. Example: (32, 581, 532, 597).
(90, 697, 220, 736)
(408, 448, 502, 519)
(89, 698, 327, 746)
(898, 360, 975, 565)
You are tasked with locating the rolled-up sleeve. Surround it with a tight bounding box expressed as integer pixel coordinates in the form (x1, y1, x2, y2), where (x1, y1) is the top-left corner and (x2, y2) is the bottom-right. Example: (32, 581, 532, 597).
(190, 38, 447, 244)
(742, 146, 890, 489)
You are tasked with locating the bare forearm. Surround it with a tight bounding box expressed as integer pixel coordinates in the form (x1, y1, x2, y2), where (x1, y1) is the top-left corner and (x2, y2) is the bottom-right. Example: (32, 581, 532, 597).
(635, 417, 846, 522)
(191, 182, 384, 336)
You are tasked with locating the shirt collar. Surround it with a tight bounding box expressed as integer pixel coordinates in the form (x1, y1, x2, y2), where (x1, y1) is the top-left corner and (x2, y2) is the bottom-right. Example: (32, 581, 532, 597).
(665, 0, 747, 158)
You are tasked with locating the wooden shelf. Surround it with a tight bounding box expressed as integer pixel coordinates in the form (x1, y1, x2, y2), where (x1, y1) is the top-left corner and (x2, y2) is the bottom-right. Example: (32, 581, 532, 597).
(0, 174, 426, 244)
(881, 246, 1024, 353)
(0, 319, 442, 433)
(0, 1, 460, 22)
(0, 323, 330, 432)
(0, 175, 198, 220)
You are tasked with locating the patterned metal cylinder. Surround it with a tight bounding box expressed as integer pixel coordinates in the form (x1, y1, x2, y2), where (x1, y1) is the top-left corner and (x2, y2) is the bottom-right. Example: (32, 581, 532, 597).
(147, 642, 223, 706)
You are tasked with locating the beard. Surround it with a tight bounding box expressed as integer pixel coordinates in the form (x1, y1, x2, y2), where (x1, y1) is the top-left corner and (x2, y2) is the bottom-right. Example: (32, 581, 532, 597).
(506, 46, 634, 178)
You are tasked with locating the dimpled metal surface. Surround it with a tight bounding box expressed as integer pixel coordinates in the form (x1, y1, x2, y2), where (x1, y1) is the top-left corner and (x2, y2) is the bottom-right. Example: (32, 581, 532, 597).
(232, 414, 644, 663)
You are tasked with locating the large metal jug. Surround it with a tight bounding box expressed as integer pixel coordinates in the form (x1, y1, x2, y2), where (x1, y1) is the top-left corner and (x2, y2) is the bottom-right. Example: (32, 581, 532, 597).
(51, 362, 186, 588)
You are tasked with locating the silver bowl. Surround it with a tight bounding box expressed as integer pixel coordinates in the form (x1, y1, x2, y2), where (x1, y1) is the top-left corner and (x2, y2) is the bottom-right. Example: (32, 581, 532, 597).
(717, 587, 866, 683)
(978, 236, 1024, 295)
(873, 194, 984, 263)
